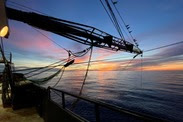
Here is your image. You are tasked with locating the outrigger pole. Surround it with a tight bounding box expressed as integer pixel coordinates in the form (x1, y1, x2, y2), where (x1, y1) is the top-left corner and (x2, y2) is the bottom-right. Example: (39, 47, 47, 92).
(6, 7, 142, 54)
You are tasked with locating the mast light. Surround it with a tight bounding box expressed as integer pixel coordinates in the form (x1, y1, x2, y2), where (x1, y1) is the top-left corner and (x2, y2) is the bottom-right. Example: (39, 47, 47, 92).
(0, 0, 9, 38)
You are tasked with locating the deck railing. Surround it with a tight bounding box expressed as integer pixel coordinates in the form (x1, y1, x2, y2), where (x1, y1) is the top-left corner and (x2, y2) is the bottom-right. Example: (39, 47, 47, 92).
(48, 87, 164, 122)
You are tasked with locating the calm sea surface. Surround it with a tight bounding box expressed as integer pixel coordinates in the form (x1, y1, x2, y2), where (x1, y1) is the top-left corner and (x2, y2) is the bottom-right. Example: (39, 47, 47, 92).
(44, 70, 183, 121)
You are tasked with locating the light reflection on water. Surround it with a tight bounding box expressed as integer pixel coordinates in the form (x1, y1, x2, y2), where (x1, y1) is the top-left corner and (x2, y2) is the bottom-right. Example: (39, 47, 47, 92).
(43, 70, 183, 121)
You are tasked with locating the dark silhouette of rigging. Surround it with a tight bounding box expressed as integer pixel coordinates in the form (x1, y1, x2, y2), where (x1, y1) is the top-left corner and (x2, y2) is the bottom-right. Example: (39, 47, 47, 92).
(6, 7, 142, 54)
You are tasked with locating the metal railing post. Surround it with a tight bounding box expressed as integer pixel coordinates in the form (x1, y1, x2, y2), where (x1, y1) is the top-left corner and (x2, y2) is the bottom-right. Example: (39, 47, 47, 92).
(47, 87, 50, 100)
(62, 92, 65, 109)
(48, 87, 164, 121)
(95, 104, 100, 122)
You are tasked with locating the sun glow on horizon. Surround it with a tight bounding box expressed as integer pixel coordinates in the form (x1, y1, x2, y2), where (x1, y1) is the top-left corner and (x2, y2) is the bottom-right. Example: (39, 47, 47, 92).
(142, 64, 183, 71)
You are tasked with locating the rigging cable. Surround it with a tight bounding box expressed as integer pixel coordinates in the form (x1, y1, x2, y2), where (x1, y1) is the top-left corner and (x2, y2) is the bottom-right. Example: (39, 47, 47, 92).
(29, 59, 75, 85)
(25, 58, 75, 78)
(14, 59, 67, 73)
(141, 54, 143, 88)
(68, 47, 92, 57)
(144, 40, 183, 53)
(111, 0, 137, 45)
(52, 59, 75, 87)
(120, 54, 139, 71)
(7, 1, 72, 55)
(79, 46, 93, 96)
(25, 61, 67, 78)
(99, 0, 119, 35)
(14, 46, 91, 74)
(17, 47, 91, 80)
(71, 46, 93, 109)
(100, 0, 125, 39)
(105, 0, 124, 39)
(32, 28, 69, 53)
(29, 69, 62, 85)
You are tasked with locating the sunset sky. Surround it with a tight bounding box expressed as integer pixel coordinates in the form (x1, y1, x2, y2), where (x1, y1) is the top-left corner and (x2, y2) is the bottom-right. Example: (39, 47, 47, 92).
(2, 0, 183, 71)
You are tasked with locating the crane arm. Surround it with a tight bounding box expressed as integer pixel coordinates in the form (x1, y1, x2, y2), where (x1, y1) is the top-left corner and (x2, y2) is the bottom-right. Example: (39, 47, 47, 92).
(6, 7, 142, 54)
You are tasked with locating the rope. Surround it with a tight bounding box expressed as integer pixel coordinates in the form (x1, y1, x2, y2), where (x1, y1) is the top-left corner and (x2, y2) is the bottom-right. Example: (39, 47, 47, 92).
(68, 47, 92, 57)
(25, 48, 90, 77)
(13, 66, 56, 72)
(79, 46, 93, 96)
(14, 46, 90, 75)
(99, 0, 118, 34)
(52, 67, 65, 87)
(25, 62, 66, 78)
(28, 59, 74, 85)
(140, 54, 143, 88)
(71, 46, 93, 109)
(29, 69, 62, 85)
(24, 59, 67, 76)
(14, 59, 67, 73)
(120, 54, 139, 71)
(52, 59, 75, 87)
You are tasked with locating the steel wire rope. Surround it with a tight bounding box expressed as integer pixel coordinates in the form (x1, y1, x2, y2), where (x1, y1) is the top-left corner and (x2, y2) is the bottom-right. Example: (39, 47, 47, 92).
(144, 40, 183, 53)
(73, 57, 133, 65)
(99, 0, 119, 35)
(120, 55, 137, 71)
(100, 0, 124, 39)
(111, 0, 136, 44)
(111, 0, 134, 39)
(140, 54, 143, 88)
(104, 0, 125, 39)
(14, 39, 183, 75)
(32, 28, 69, 52)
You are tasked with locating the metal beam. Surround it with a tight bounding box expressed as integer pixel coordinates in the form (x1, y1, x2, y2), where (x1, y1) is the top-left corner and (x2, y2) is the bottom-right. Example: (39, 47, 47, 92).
(6, 7, 142, 54)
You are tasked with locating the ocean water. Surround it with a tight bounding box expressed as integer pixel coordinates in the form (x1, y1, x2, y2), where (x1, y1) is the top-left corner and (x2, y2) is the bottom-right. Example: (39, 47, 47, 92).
(45, 70, 183, 121)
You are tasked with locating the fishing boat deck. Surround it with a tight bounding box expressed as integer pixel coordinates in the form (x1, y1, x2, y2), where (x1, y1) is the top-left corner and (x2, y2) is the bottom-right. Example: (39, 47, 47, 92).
(0, 93, 43, 122)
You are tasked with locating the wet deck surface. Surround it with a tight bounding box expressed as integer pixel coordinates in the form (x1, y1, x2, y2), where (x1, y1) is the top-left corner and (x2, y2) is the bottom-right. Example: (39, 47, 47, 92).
(0, 94, 43, 122)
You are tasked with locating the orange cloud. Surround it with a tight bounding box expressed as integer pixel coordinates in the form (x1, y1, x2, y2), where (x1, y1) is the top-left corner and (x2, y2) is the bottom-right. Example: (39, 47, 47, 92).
(8, 25, 67, 59)
(94, 48, 115, 60)
(142, 62, 183, 71)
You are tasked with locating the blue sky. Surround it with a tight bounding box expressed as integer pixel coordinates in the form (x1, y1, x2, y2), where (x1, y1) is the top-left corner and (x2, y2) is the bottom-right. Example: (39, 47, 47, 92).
(3, 0, 183, 70)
